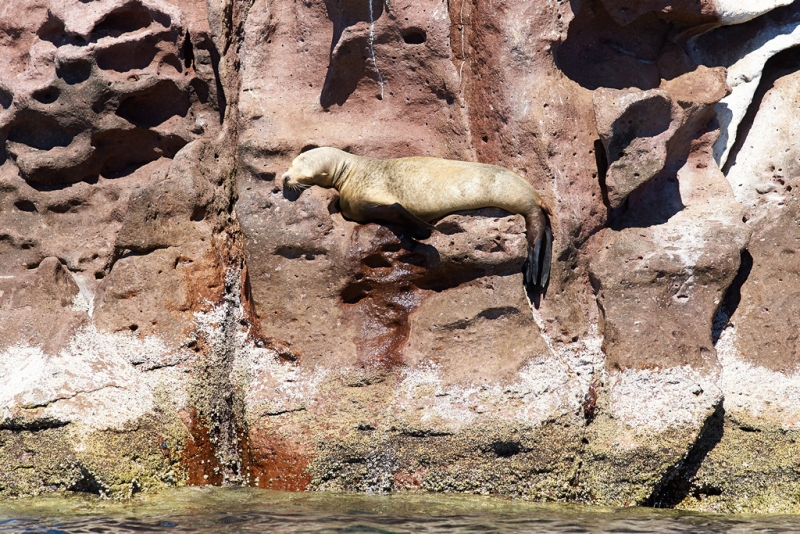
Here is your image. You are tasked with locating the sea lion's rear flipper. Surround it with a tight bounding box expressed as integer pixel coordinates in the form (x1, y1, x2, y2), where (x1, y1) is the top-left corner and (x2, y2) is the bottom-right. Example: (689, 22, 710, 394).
(540, 223, 552, 289)
(361, 201, 436, 234)
(525, 217, 553, 296)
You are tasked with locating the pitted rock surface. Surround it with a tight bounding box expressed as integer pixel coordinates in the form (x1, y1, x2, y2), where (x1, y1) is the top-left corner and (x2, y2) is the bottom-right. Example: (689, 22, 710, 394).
(1, 0, 800, 513)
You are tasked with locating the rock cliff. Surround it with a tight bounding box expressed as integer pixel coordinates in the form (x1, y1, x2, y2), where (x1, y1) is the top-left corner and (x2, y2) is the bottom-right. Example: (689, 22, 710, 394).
(1, 0, 799, 512)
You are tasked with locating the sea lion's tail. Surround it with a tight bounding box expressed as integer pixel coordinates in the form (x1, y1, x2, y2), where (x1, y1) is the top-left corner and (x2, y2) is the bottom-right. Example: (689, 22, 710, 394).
(524, 213, 552, 296)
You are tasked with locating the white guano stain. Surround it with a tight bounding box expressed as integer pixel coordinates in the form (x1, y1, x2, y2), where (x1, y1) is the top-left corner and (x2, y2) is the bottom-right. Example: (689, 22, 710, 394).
(0, 326, 192, 431)
(394, 356, 580, 433)
(690, 8, 800, 167)
(368, 0, 385, 99)
(717, 324, 800, 430)
(232, 344, 329, 418)
(711, 0, 794, 25)
(609, 365, 721, 432)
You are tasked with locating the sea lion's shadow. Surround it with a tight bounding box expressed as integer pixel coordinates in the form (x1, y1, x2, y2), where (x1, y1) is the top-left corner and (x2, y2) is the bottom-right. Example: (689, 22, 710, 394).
(282, 186, 303, 202)
(380, 224, 442, 266)
(383, 224, 432, 242)
(283, 190, 536, 295)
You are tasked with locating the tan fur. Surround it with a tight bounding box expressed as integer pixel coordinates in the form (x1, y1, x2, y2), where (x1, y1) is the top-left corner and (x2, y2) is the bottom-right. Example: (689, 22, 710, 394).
(282, 147, 552, 293)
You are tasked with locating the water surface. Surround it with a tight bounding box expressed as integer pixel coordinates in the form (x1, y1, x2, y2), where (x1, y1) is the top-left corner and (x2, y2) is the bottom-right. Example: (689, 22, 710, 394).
(1, 487, 798, 533)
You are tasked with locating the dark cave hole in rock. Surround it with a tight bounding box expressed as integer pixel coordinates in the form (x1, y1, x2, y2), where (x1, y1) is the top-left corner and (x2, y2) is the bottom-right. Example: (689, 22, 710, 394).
(341, 282, 373, 304)
(7, 111, 75, 151)
(191, 206, 207, 221)
(68, 464, 107, 495)
(92, 129, 187, 178)
(362, 253, 392, 269)
(32, 86, 60, 105)
(0, 417, 69, 431)
(91, 1, 160, 39)
(300, 144, 320, 153)
(38, 12, 66, 43)
(190, 78, 211, 104)
(37, 12, 85, 47)
(0, 85, 12, 109)
(56, 57, 93, 85)
(401, 28, 426, 45)
(115, 79, 190, 128)
(14, 200, 37, 212)
(490, 441, 522, 457)
(96, 37, 159, 72)
(594, 139, 611, 205)
(182, 31, 195, 69)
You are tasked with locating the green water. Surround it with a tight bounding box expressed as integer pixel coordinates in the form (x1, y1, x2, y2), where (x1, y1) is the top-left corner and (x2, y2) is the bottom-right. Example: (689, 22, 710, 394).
(1, 487, 798, 533)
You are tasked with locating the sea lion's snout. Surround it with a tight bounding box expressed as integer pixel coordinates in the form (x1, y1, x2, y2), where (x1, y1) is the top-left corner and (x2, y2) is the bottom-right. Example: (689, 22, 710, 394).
(282, 164, 311, 191)
(282, 167, 299, 188)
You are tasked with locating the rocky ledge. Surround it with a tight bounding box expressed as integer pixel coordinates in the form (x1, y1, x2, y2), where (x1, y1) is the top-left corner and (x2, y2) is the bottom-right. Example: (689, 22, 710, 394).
(1, 0, 799, 513)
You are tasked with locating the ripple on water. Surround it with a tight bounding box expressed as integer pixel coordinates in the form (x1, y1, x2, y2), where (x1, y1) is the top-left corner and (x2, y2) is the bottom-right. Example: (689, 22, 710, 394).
(1, 488, 799, 533)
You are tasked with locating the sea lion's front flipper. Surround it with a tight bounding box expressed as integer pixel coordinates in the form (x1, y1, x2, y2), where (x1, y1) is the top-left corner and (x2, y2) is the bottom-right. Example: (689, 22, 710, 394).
(388, 203, 437, 231)
(361, 201, 437, 233)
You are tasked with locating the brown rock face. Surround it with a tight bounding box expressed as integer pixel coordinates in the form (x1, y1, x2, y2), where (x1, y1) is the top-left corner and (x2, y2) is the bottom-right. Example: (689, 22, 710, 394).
(0, 0, 226, 348)
(0, 257, 85, 353)
(2, 0, 800, 512)
(598, 0, 717, 27)
(590, 65, 746, 372)
(593, 66, 728, 209)
(0, 0, 239, 496)
(721, 65, 800, 374)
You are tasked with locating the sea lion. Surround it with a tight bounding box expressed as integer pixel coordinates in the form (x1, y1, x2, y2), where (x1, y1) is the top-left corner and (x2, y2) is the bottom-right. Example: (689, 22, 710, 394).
(282, 147, 553, 294)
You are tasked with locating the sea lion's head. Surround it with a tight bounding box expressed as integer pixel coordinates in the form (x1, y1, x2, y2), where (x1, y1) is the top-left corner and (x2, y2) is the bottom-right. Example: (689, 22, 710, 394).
(282, 147, 345, 190)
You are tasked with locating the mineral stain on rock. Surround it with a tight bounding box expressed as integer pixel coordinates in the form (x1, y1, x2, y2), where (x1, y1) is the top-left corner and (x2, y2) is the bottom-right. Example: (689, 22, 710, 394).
(179, 409, 225, 487)
(242, 429, 313, 491)
(342, 225, 428, 369)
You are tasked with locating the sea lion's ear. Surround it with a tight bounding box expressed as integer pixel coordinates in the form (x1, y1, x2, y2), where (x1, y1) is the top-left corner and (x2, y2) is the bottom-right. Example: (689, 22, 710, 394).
(319, 172, 329, 177)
